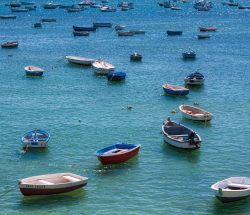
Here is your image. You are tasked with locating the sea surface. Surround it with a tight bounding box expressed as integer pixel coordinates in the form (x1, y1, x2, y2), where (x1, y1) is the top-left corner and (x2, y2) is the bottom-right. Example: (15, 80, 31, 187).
(0, 0, 250, 214)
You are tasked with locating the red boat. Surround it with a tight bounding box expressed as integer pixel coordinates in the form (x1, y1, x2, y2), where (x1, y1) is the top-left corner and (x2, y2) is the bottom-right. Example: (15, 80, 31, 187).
(18, 173, 88, 196)
(95, 143, 141, 165)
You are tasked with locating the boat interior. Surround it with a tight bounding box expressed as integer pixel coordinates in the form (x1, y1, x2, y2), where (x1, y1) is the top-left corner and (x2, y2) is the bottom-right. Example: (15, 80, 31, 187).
(26, 175, 81, 185)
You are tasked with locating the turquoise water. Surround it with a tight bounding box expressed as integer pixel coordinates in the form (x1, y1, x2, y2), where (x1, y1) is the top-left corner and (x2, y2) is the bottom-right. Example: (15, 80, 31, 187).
(0, 0, 250, 214)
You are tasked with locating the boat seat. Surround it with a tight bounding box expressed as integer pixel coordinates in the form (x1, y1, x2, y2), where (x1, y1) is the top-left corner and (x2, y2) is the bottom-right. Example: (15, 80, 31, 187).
(63, 175, 81, 182)
(228, 183, 250, 189)
(171, 134, 189, 137)
(39, 180, 54, 185)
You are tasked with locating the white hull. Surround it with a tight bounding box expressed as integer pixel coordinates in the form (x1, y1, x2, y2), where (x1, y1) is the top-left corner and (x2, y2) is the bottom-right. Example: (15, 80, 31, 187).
(179, 105, 213, 121)
(92, 60, 115, 75)
(163, 133, 198, 149)
(66, 56, 95, 66)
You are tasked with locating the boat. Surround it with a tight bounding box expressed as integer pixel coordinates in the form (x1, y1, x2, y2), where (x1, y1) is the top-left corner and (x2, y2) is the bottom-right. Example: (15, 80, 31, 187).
(33, 22, 42, 28)
(0, 15, 17, 19)
(171, 6, 182, 10)
(197, 34, 210, 39)
(100, 6, 116, 12)
(167, 30, 183, 36)
(43, 3, 59, 9)
(117, 31, 135, 36)
(224, 0, 239, 6)
(130, 52, 142, 61)
(9, 1, 22, 7)
(95, 143, 141, 164)
(1, 41, 18, 48)
(162, 117, 201, 149)
(65, 56, 95, 66)
(73, 30, 89, 36)
(238, 5, 250, 9)
(199, 26, 217, 32)
(129, 30, 146, 35)
(18, 173, 88, 196)
(21, 129, 49, 149)
(92, 60, 115, 75)
(41, 18, 56, 22)
(211, 177, 250, 203)
(93, 22, 112, 28)
(179, 105, 213, 121)
(78, 0, 93, 6)
(182, 50, 196, 59)
(184, 71, 204, 85)
(107, 71, 126, 81)
(115, 25, 126, 31)
(162, 83, 189, 96)
(11, 7, 29, 12)
(24, 66, 44, 76)
(73, 25, 96, 31)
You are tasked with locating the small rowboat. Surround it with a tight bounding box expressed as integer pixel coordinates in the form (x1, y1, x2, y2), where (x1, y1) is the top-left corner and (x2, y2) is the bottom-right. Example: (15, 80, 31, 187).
(73, 25, 96, 31)
(33, 22, 42, 28)
(43, 3, 59, 9)
(107, 71, 126, 81)
(197, 34, 210, 39)
(73, 30, 89, 36)
(117, 31, 135, 36)
(211, 177, 250, 203)
(238, 5, 250, 9)
(41, 18, 56, 22)
(1, 41, 18, 48)
(167, 30, 183, 36)
(114, 25, 126, 31)
(95, 143, 141, 164)
(24, 66, 44, 76)
(182, 50, 196, 59)
(93, 22, 112, 28)
(0, 15, 17, 19)
(65, 56, 95, 66)
(21, 129, 50, 149)
(199, 26, 217, 32)
(179, 105, 213, 121)
(92, 60, 115, 75)
(184, 71, 204, 85)
(18, 173, 88, 196)
(162, 117, 201, 149)
(130, 52, 142, 61)
(162, 83, 189, 96)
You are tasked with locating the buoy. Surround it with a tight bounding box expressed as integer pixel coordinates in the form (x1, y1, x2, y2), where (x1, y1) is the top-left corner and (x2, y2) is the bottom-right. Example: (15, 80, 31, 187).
(127, 105, 132, 110)
(78, 119, 82, 123)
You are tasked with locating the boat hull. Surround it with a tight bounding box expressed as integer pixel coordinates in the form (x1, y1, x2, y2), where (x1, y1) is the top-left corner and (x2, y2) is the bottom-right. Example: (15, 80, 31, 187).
(107, 72, 126, 81)
(163, 87, 189, 96)
(20, 183, 87, 196)
(163, 134, 200, 149)
(25, 71, 43, 76)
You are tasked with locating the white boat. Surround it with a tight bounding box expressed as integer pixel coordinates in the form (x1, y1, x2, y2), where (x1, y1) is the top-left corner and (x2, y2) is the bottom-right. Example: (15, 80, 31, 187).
(24, 66, 44, 76)
(211, 177, 250, 203)
(162, 117, 201, 149)
(179, 105, 213, 121)
(18, 172, 88, 196)
(65, 56, 95, 66)
(92, 60, 115, 75)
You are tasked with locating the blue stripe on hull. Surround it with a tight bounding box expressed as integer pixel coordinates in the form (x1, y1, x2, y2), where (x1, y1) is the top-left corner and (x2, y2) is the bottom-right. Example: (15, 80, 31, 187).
(26, 71, 43, 76)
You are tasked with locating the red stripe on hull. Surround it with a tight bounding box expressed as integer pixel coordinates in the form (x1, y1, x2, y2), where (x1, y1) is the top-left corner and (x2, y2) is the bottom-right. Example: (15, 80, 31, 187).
(20, 183, 87, 196)
(98, 147, 140, 164)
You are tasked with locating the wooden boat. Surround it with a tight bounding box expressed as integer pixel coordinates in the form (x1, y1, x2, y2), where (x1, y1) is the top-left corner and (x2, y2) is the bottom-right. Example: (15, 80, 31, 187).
(1, 41, 18, 48)
(65, 56, 95, 66)
(11, 8, 29, 12)
(238, 5, 250, 9)
(43, 3, 59, 9)
(73, 25, 96, 31)
(92, 60, 115, 75)
(18, 173, 88, 196)
(211, 177, 250, 203)
(197, 34, 210, 39)
(199, 26, 217, 32)
(0, 15, 17, 19)
(93, 22, 112, 28)
(130, 52, 142, 61)
(184, 71, 204, 85)
(162, 117, 201, 149)
(182, 50, 196, 59)
(179, 105, 213, 121)
(115, 25, 126, 31)
(33, 22, 42, 28)
(117, 31, 135, 36)
(41, 18, 56, 22)
(95, 143, 141, 164)
(167, 30, 183, 36)
(24, 66, 44, 76)
(162, 83, 189, 96)
(21, 129, 49, 149)
(73, 30, 89, 36)
(107, 71, 126, 81)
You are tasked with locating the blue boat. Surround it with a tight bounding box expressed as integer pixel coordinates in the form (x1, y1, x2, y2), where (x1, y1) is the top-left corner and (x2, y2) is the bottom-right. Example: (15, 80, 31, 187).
(73, 25, 96, 31)
(184, 72, 205, 85)
(162, 83, 189, 96)
(95, 143, 141, 164)
(107, 71, 126, 81)
(182, 50, 196, 59)
(21, 129, 50, 149)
